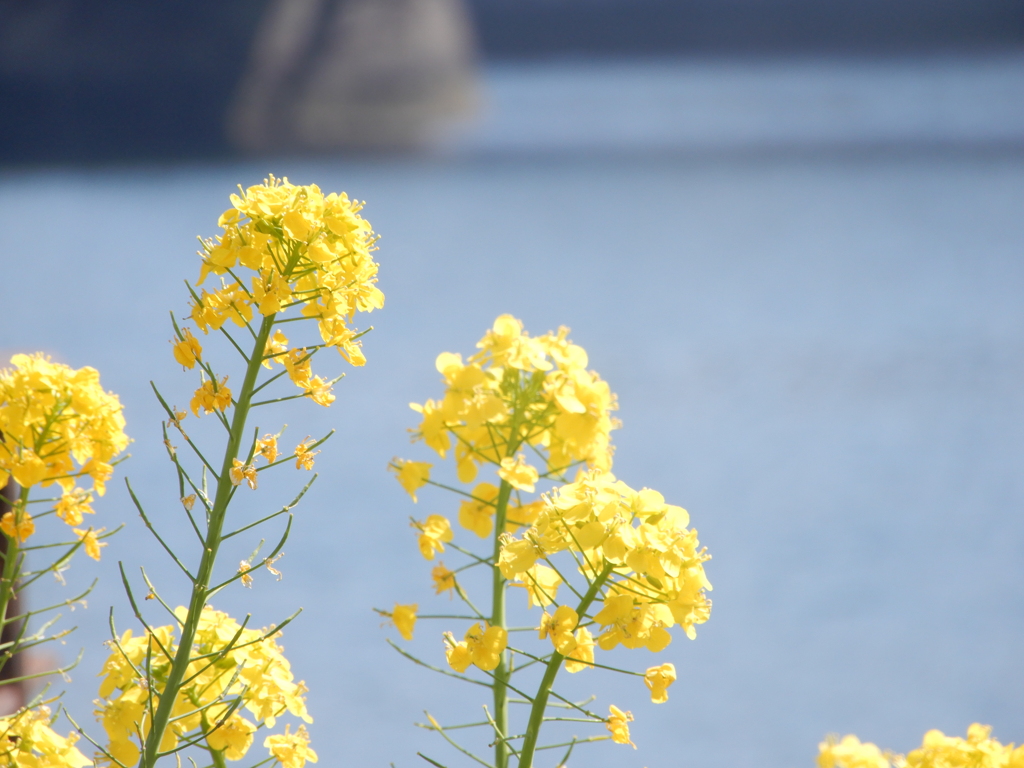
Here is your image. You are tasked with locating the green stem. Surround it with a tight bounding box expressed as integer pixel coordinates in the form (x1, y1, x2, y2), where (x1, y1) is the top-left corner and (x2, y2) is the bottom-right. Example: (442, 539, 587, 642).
(490, 376, 535, 768)
(139, 315, 275, 768)
(0, 485, 28, 679)
(516, 562, 614, 768)
(490, 479, 513, 768)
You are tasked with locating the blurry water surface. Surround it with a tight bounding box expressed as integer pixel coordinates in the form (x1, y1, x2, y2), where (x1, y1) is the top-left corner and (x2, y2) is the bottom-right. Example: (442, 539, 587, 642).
(1, 57, 1023, 768)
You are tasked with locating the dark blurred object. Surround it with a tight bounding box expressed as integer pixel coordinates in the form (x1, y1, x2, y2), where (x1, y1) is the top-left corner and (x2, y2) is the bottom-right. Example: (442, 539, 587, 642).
(1, 0, 1022, 165)
(469, 0, 1024, 58)
(0, 479, 24, 716)
(0, 1, 269, 164)
(0, 0, 476, 164)
(228, 0, 477, 152)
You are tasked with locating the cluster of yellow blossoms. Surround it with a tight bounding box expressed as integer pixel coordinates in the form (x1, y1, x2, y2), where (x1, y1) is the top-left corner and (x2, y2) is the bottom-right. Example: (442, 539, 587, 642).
(819, 725, 1024, 768)
(0, 353, 128, 550)
(409, 315, 618, 484)
(96, 607, 314, 767)
(444, 623, 508, 673)
(388, 315, 712, 764)
(500, 470, 712, 660)
(0, 706, 91, 768)
(0, 354, 128, 494)
(187, 175, 381, 382)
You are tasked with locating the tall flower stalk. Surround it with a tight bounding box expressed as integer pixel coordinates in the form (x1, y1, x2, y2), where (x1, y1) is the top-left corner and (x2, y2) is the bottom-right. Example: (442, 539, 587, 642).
(0, 353, 129, 767)
(83, 176, 382, 768)
(384, 315, 712, 768)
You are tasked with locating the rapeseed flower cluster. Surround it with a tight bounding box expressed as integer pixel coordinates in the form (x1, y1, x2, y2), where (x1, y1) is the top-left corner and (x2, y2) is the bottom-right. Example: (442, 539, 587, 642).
(96, 607, 312, 767)
(0, 706, 91, 768)
(407, 314, 618, 485)
(500, 470, 712, 657)
(0, 354, 128, 549)
(187, 175, 381, 396)
(819, 735, 893, 768)
(444, 623, 508, 672)
(0, 354, 128, 496)
(387, 316, 712, 768)
(818, 724, 1024, 768)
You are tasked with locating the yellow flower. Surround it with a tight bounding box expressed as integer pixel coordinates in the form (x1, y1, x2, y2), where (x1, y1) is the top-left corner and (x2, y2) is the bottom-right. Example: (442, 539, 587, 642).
(294, 439, 319, 470)
(594, 596, 673, 653)
(251, 270, 292, 315)
(264, 724, 318, 768)
(388, 603, 417, 641)
(191, 377, 232, 416)
(198, 176, 381, 372)
(256, 433, 279, 463)
(407, 318, 618, 479)
(304, 375, 335, 407)
(818, 734, 892, 768)
(0, 509, 34, 542)
(207, 710, 256, 761)
(262, 329, 289, 369)
(0, 706, 91, 768)
(182, 494, 197, 511)
(409, 400, 451, 458)
(172, 327, 203, 369)
(512, 564, 561, 609)
(55, 488, 94, 526)
(444, 623, 508, 672)
(389, 459, 432, 502)
(564, 627, 595, 673)
(497, 536, 543, 579)
(230, 459, 258, 489)
(432, 562, 456, 596)
(458, 482, 499, 538)
(283, 349, 312, 388)
(8, 450, 47, 488)
(901, 724, 1015, 768)
(318, 318, 367, 367)
(498, 454, 539, 493)
(538, 605, 578, 655)
(644, 662, 677, 703)
(0, 353, 128, 493)
(73, 527, 106, 560)
(606, 705, 635, 748)
(95, 605, 313, 744)
(81, 457, 115, 497)
(505, 499, 544, 533)
(414, 515, 453, 560)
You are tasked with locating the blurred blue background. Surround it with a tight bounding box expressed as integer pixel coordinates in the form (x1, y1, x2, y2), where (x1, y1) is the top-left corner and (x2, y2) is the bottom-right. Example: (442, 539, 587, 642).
(1, 2, 1023, 767)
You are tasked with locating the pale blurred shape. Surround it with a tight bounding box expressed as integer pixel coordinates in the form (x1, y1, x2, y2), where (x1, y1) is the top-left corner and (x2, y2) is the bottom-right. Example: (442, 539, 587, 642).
(228, 0, 479, 152)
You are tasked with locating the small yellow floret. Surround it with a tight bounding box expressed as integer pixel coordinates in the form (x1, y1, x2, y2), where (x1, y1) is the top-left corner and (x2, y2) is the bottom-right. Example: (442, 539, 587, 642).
(414, 515, 453, 560)
(432, 562, 456, 596)
(294, 438, 319, 470)
(644, 662, 677, 703)
(606, 705, 635, 748)
(444, 623, 508, 673)
(497, 454, 539, 493)
(73, 527, 106, 561)
(389, 459, 432, 502)
(1, 510, 34, 543)
(172, 328, 203, 369)
(230, 459, 258, 489)
(538, 605, 578, 655)
(389, 604, 417, 641)
(191, 377, 232, 416)
(564, 627, 595, 673)
(264, 724, 318, 768)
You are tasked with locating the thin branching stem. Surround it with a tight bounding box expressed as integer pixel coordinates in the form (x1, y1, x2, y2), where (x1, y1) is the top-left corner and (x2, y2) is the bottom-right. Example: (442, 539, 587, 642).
(517, 562, 615, 768)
